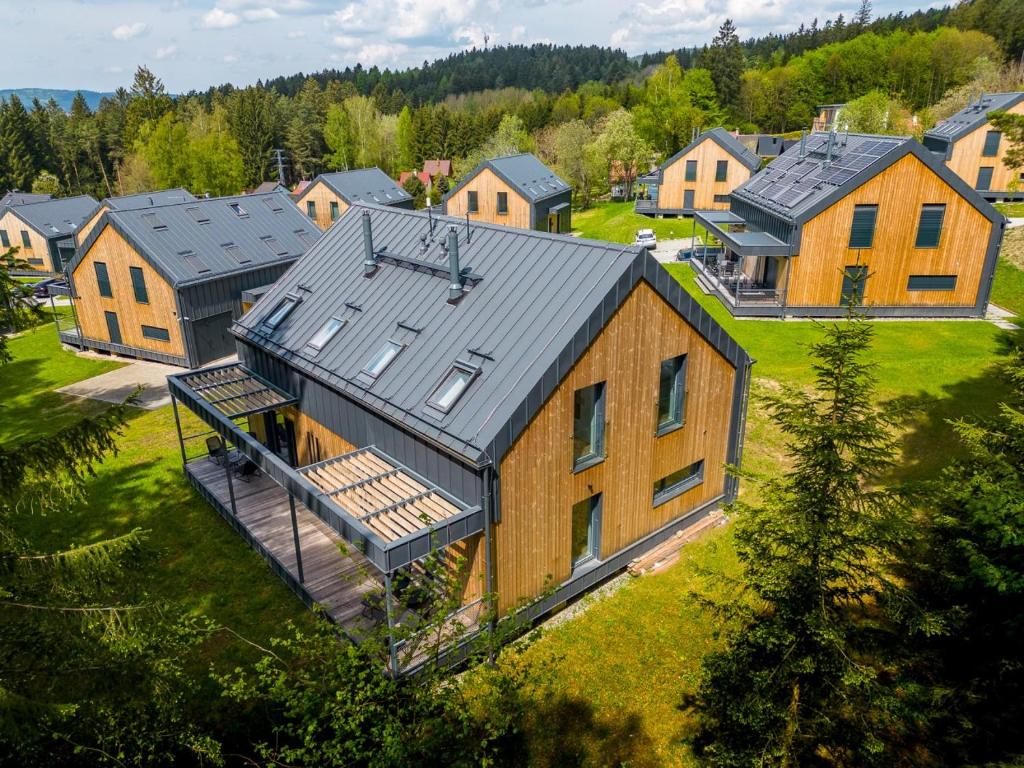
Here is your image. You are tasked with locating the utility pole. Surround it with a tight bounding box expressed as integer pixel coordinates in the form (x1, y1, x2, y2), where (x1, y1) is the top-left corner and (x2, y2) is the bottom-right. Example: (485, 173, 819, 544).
(272, 148, 288, 185)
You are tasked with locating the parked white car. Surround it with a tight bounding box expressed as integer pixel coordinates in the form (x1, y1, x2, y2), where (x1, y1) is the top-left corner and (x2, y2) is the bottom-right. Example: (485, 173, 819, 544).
(634, 229, 657, 250)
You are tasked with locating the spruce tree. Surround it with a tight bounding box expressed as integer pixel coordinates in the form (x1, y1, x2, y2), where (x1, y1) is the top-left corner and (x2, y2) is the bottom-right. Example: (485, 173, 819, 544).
(692, 314, 914, 766)
(702, 20, 745, 111)
(0, 95, 39, 191)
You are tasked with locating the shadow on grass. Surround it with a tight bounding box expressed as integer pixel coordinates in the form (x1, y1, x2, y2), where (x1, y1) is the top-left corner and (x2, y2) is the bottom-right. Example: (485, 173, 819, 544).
(884, 326, 1023, 485)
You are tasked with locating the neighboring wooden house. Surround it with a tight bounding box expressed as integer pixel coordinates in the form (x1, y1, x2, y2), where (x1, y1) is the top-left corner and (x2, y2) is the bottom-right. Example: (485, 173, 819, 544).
(167, 203, 752, 671)
(923, 92, 1024, 201)
(812, 104, 845, 132)
(636, 128, 762, 217)
(443, 153, 572, 233)
(77, 188, 197, 246)
(62, 192, 316, 367)
(0, 195, 97, 274)
(294, 168, 413, 230)
(690, 132, 1005, 318)
(248, 181, 289, 195)
(422, 159, 452, 178)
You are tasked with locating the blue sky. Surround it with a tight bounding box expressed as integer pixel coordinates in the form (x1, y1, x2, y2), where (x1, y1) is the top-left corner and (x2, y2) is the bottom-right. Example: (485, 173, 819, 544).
(5, 0, 936, 92)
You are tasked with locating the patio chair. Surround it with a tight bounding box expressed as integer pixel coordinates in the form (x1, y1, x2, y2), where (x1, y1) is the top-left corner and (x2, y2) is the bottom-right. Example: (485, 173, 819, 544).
(206, 436, 227, 465)
(234, 458, 260, 482)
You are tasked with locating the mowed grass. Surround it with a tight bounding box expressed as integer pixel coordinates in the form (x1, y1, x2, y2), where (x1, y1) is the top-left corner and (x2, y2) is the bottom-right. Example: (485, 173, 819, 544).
(2, 326, 313, 676)
(573, 201, 704, 244)
(995, 201, 1024, 218)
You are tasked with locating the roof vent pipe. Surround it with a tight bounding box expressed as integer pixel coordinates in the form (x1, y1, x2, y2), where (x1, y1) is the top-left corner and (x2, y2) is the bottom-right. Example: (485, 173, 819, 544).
(824, 131, 835, 167)
(799, 129, 806, 158)
(427, 204, 435, 237)
(465, 212, 472, 244)
(362, 211, 377, 275)
(447, 226, 463, 302)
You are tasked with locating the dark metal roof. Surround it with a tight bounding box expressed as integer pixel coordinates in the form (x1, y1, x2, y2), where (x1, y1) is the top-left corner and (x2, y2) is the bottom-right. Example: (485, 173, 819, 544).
(6, 195, 98, 239)
(309, 168, 412, 206)
(105, 188, 197, 210)
(235, 203, 749, 466)
(0, 191, 52, 207)
(445, 153, 570, 205)
(655, 128, 762, 178)
(754, 135, 795, 158)
(924, 92, 1024, 145)
(694, 211, 790, 257)
(67, 191, 315, 288)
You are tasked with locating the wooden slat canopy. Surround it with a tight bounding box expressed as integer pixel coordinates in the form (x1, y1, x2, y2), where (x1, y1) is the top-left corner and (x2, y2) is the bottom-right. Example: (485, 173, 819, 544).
(179, 363, 297, 418)
(300, 447, 468, 543)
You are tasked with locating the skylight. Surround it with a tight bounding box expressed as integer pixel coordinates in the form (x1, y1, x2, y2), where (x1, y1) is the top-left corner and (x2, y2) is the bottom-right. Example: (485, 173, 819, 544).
(263, 197, 284, 212)
(229, 202, 248, 217)
(428, 364, 477, 412)
(261, 235, 288, 256)
(222, 242, 250, 264)
(186, 207, 210, 224)
(179, 249, 210, 274)
(142, 212, 167, 231)
(306, 316, 346, 353)
(362, 340, 403, 379)
(294, 229, 317, 247)
(263, 296, 299, 330)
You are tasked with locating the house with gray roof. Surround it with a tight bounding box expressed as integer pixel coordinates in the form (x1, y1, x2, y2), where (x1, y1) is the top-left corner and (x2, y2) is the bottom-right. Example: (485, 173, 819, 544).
(62, 191, 316, 367)
(690, 131, 1004, 318)
(166, 203, 752, 669)
(0, 194, 98, 273)
(443, 153, 572, 233)
(294, 167, 413, 231)
(0, 190, 52, 207)
(636, 128, 762, 217)
(77, 188, 198, 245)
(923, 92, 1024, 201)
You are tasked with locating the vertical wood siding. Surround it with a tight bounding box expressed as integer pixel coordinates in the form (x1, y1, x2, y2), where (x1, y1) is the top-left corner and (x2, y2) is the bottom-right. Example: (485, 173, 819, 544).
(445, 168, 532, 229)
(494, 281, 737, 613)
(0, 210, 57, 272)
(791, 153, 995, 308)
(296, 180, 349, 230)
(76, 204, 108, 246)
(946, 101, 1024, 194)
(658, 140, 754, 210)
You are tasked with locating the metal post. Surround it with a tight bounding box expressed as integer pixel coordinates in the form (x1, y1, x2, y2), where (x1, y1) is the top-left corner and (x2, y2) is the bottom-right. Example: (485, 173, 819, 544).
(384, 572, 399, 677)
(224, 455, 238, 517)
(288, 492, 305, 584)
(170, 396, 188, 468)
(482, 467, 498, 656)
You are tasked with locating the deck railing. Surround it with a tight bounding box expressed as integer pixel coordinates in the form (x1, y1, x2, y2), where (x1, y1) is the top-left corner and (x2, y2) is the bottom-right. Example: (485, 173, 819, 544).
(634, 199, 658, 213)
(690, 253, 786, 307)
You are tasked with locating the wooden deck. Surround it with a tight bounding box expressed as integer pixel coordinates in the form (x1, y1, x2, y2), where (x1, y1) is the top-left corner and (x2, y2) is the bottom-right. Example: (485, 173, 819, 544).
(185, 458, 380, 633)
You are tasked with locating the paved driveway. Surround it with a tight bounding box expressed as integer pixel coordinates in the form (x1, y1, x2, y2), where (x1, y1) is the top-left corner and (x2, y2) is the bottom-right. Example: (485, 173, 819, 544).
(650, 236, 700, 264)
(57, 360, 180, 410)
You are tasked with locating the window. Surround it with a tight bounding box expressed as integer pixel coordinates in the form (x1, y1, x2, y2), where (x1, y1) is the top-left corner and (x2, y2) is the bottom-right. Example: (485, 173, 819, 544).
(186, 207, 210, 224)
(261, 235, 288, 256)
(496, 191, 508, 214)
(27, 258, 44, 266)
(908, 275, 957, 291)
(0, 230, 8, 247)
(294, 229, 317, 248)
(976, 166, 994, 191)
(363, 340, 403, 379)
(129, 266, 148, 304)
(914, 204, 946, 248)
(683, 190, 695, 209)
(713, 194, 731, 204)
(306, 316, 346, 352)
(263, 296, 298, 330)
(428, 364, 477, 412)
(329, 201, 340, 221)
(94, 261, 112, 298)
(572, 381, 606, 470)
(141, 212, 167, 231)
(982, 130, 1001, 157)
(20, 230, 31, 248)
(141, 325, 170, 342)
(841, 265, 868, 306)
(229, 202, 247, 217)
(848, 205, 878, 249)
(222, 243, 250, 264)
(571, 494, 601, 569)
(263, 197, 284, 212)
(306, 201, 317, 219)
(715, 159, 728, 182)
(657, 354, 687, 434)
(653, 461, 704, 506)
(467, 191, 479, 213)
(685, 159, 697, 182)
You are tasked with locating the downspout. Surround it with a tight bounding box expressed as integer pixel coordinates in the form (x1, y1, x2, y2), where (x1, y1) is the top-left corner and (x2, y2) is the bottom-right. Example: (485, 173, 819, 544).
(481, 465, 497, 649)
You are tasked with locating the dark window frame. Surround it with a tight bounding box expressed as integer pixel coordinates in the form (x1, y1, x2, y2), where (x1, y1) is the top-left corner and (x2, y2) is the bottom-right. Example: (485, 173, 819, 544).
(0, 230, 9, 248)
(141, 324, 170, 342)
(653, 460, 705, 507)
(20, 230, 31, 248)
(572, 381, 607, 472)
(848, 204, 878, 249)
(129, 265, 149, 304)
(715, 159, 728, 182)
(914, 204, 946, 249)
(713, 194, 731, 204)
(685, 159, 698, 182)
(571, 493, 602, 570)
(982, 130, 1001, 157)
(496, 191, 509, 215)
(262, 295, 300, 330)
(467, 190, 479, 213)
(841, 265, 869, 306)
(976, 166, 994, 191)
(683, 189, 696, 209)
(362, 339, 404, 380)
(94, 261, 113, 298)
(306, 200, 316, 219)
(329, 201, 340, 221)
(656, 354, 687, 436)
(907, 274, 957, 291)
(426, 361, 479, 413)
(305, 316, 346, 354)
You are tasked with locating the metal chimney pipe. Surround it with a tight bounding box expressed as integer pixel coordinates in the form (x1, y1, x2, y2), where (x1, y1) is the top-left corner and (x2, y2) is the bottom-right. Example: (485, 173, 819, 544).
(465, 212, 472, 243)
(362, 211, 377, 275)
(447, 226, 463, 302)
(799, 129, 806, 158)
(824, 131, 835, 166)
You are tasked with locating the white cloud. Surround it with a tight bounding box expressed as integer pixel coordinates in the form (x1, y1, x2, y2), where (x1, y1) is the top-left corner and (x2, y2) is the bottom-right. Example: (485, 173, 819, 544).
(243, 8, 280, 21)
(201, 7, 241, 28)
(326, 0, 480, 42)
(156, 44, 178, 59)
(286, 29, 306, 38)
(224, 53, 239, 63)
(111, 22, 147, 40)
(454, 24, 497, 49)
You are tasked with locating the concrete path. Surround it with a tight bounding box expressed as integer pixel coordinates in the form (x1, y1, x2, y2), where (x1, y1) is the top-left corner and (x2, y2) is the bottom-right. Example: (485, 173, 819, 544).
(987, 303, 1021, 330)
(650, 236, 699, 264)
(1006, 217, 1024, 229)
(57, 359, 180, 410)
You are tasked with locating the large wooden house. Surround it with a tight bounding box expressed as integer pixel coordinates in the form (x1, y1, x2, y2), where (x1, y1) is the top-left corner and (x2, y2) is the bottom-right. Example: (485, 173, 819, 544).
(294, 168, 413, 230)
(923, 92, 1024, 201)
(167, 203, 752, 670)
(62, 191, 316, 367)
(443, 153, 572, 233)
(690, 132, 1005, 318)
(636, 128, 762, 217)
(77, 188, 198, 245)
(0, 195, 98, 274)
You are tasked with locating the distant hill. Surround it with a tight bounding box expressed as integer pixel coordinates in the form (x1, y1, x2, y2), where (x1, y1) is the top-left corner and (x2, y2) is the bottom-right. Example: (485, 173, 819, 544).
(0, 88, 114, 111)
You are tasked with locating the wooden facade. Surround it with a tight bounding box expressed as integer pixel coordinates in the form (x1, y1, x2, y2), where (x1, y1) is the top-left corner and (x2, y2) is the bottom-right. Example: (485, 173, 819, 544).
(296, 179, 348, 231)
(0, 209, 57, 272)
(444, 167, 532, 229)
(792, 153, 994, 309)
(494, 281, 736, 612)
(657, 140, 755, 212)
(71, 226, 187, 358)
(76, 203, 110, 246)
(944, 100, 1024, 197)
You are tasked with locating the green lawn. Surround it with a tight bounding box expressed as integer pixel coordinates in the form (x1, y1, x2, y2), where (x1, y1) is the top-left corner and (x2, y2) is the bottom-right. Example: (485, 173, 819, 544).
(995, 201, 1024, 218)
(573, 201, 704, 244)
(993, 258, 1024, 318)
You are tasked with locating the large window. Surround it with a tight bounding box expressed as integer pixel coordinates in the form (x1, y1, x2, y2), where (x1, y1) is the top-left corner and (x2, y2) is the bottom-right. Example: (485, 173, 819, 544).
(306, 200, 316, 219)
(428, 364, 477, 412)
(657, 354, 687, 434)
(982, 130, 1001, 157)
(572, 381, 606, 470)
(571, 494, 601, 569)
(129, 266, 148, 304)
(94, 261, 112, 298)
(330, 201, 340, 221)
(715, 159, 729, 182)
(907, 275, 957, 291)
(363, 340, 403, 379)
(841, 265, 868, 306)
(653, 461, 704, 506)
(20, 230, 31, 248)
(976, 166, 994, 190)
(141, 325, 170, 341)
(914, 204, 946, 248)
(496, 191, 509, 214)
(683, 190, 695, 209)
(848, 205, 878, 249)
(685, 159, 697, 182)
(0, 230, 8, 247)
(467, 191, 479, 213)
